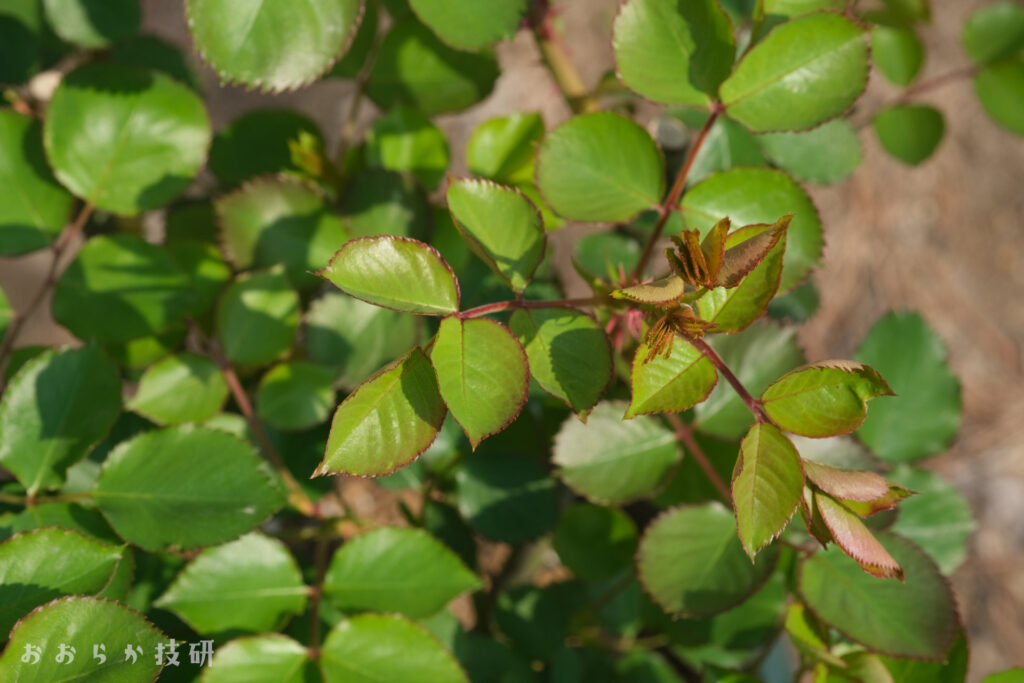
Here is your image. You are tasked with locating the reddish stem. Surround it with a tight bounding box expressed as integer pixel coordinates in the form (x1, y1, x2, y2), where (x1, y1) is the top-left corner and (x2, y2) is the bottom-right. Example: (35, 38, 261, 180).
(458, 296, 608, 320)
(666, 414, 731, 502)
(633, 108, 721, 280)
(210, 341, 320, 518)
(0, 202, 94, 384)
(686, 335, 770, 424)
(898, 65, 979, 102)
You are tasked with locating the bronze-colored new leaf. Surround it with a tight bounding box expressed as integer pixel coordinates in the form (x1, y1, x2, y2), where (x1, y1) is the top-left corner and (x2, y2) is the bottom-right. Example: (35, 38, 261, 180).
(717, 215, 792, 288)
(814, 490, 904, 580)
(667, 217, 730, 288)
(611, 273, 686, 306)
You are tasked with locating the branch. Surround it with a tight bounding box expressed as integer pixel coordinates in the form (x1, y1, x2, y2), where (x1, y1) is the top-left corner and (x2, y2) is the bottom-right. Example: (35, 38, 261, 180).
(0, 202, 93, 383)
(208, 340, 321, 519)
(633, 108, 721, 280)
(685, 335, 770, 423)
(898, 65, 979, 102)
(458, 295, 609, 320)
(528, 0, 596, 114)
(306, 531, 332, 659)
(666, 414, 731, 502)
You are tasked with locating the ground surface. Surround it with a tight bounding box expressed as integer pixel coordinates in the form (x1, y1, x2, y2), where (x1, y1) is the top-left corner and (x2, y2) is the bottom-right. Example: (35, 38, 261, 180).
(1, 1, 1021, 678)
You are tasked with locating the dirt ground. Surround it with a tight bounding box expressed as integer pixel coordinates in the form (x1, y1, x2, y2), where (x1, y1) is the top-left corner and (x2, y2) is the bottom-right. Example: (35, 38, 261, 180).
(2, 1, 1021, 679)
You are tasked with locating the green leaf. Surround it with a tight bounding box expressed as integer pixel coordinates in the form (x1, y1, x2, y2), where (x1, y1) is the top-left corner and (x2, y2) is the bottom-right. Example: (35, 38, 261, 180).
(340, 168, 431, 239)
(854, 312, 961, 462)
(681, 167, 822, 292)
(627, 338, 717, 418)
(697, 220, 788, 332)
(553, 401, 680, 504)
(128, 353, 227, 425)
(216, 268, 299, 366)
(536, 112, 665, 222)
(367, 18, 499, 116)
(256, 361, 335, 431)
(762, 0, 845, 19)
(981, 669, 1024, 683)
(694, 323, 805, 438)
(874, 105, 945, 165)
(638, 503, 779, 617)
(553, 503, 638, 580)
(974, 56, 1024, 135)
(155, 533, 306, 634)
(431, 317, 528, 447)
(217, 176, 348, 288)
(0, 596, 164, 681)
(798, 532, 958, 659)
(887, 466, 974, 575)
(757, 119, 863, 185)
(454, 452, 558, 543)
(318, 347, 446, 476)
(53, 234, 193, 343)
(185, 0, 363, 91)
(0, 528, 125, 636)
(320, 235, 459, 315)
(0, 346, 120, 493)
(881, 629, 969, 683)
(321, 614, 468, 683)
(95, 425, 284, 550)
(573, 231, 642, 281)
(872, 25, 924, 86)
(201, 635, 312, 683)
(721, 12, 868, 132)
(761, 361, 894, 437)
(409, 0, 525, 51)
(509, 308, 612, 418)
(0, 287, 10, 342)
(0, 110, 73, 256)
(323, 526, 480, 618)
(612, 0, 736, 106)
(467, 112, 544, 184)
(304, 290, 417, 390)
(209, 109, 323, 185)
(166, 240, 231, 318)
(447, 178, 545, 292)
(963, 2, 1024, 65)
(41, 0, 139, 48)
(732, 422, 803, 558)
(366, 106, 450, 190)
(44, 63, 210, 214)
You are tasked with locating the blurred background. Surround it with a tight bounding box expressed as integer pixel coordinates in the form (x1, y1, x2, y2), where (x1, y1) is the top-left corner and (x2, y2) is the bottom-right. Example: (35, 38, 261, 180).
(2, 0, 1022, 679)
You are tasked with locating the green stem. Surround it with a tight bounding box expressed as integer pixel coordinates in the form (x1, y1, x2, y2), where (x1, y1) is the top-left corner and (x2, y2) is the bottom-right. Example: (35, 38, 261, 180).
(528, 0, 597, 114)
(633, 108, 721, 280)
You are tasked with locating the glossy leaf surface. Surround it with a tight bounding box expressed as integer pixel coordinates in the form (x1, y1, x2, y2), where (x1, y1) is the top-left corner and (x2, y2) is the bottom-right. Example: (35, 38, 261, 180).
(431, 317, 529, 448)
(318, 347, 446, 476)
(320, 236, 459, 315)
(128, 353, 228, 425)
(732, 422, 803, 557)
(627, 339, 717, 417)
(44, 64, 210, 214)
(186, 0, 363, 91)
(201, 635, 311, 683)
(409, 0, 526, 51)
(256, 361, 335, 431)
(721, 12, 868, 132)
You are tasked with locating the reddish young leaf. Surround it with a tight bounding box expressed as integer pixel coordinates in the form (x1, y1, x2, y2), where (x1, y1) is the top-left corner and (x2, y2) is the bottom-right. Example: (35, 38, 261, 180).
(802, 459, 890, 502)
(799, 485, 834, 549)
(815, 491, 903, 580)
(843, 484, 914, 517)
(717, 215, 791, 288)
